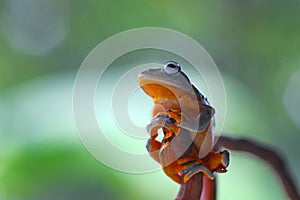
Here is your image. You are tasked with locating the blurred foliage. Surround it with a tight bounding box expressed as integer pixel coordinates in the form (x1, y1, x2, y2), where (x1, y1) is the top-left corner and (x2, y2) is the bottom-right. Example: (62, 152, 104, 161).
(1, 143, 139, 200)
(0, 0, 300, 199)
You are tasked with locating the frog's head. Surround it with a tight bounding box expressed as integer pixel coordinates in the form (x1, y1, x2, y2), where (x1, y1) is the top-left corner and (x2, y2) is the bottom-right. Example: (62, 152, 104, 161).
(138, 61, 200, 116)
(138, 61, 195, 98)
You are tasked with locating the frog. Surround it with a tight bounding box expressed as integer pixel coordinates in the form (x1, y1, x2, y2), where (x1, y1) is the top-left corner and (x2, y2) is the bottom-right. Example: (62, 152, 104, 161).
(138, 61, 229, 184)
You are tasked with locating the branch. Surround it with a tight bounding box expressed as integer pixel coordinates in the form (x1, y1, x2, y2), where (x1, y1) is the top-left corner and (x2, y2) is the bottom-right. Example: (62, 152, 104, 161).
(175, 170, 216, 200)
(216, 136, 300, 200)
(175, 173, 203, 200)
(200, 176, 216, 200)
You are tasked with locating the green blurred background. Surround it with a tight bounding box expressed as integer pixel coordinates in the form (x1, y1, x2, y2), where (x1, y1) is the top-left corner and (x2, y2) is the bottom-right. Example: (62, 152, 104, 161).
(0, 0, 299, 199)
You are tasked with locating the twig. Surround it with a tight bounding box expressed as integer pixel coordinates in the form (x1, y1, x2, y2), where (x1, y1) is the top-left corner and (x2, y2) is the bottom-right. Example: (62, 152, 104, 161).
(175, 173, 203, 200)
(200, 176, 216, 200)
(175, 171, 216, 200)
(216, 136, 300, 200)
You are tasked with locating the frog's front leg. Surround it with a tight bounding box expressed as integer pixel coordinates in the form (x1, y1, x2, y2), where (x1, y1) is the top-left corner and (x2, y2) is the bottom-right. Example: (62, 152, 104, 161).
(146, 114, 171, 138)
(180, 104, 215, 132)
(146, 138, 162, 164)
(146, 113, 172, 164)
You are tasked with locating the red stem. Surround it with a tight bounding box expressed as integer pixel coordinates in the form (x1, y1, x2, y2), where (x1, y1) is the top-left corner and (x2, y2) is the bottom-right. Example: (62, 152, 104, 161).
(200, 176, 216, 200)
(175, 173, 203, 200)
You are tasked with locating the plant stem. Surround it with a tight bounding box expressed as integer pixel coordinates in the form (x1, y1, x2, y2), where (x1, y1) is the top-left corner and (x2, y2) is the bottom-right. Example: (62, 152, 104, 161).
(200, 176, 216, 200)
(216, 136, 300, 200)
(175, 173, 203, 200)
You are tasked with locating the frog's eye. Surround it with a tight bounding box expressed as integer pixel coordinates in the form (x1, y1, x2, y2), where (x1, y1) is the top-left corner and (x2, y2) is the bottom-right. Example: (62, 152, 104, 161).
(162, 61, 181, 74)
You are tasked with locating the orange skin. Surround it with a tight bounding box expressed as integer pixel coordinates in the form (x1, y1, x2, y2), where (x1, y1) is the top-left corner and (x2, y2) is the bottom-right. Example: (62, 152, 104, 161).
(138, 63, 229, 184)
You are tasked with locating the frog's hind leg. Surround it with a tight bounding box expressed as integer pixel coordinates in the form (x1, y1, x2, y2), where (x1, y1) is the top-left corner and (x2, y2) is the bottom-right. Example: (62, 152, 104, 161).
(177, 150, 230, 183)
(203, 150, 230, 173)
(177, 157, 215, 183)
(163, 163, 183, 184)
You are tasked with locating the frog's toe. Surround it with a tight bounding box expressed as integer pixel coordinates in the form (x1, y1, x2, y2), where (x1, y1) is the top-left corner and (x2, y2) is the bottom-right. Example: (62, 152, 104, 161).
(182, 164, 215, 183)
(146, 117, 170, 137)
(221, 150, 230, 168)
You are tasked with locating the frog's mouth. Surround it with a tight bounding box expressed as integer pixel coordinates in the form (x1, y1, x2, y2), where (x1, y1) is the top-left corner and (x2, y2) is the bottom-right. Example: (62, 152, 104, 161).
(139, 82, 178, 100)
(138, 72, 202, 118)
(137, 69, 195, 94)
(138, 76, 191, 101)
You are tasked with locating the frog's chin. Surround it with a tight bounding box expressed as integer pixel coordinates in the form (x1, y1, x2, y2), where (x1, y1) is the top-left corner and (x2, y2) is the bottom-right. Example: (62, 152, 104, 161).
(138, 81, 179, 102)
(139, 80, 196, 102)
(137, 74, 195, 94)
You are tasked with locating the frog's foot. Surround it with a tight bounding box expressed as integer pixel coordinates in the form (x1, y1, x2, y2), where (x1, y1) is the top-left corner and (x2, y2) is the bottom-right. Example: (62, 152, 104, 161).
(218, 150, 230, 172)
(147, 112, 181, 137)
(182, 164, 215, 182)
(146, 138, 162, 153)
(203, 150, 230, 173)
(146, 115, 170, 138)
(146, 138, 162, 164)
(177, 158, 215, 183)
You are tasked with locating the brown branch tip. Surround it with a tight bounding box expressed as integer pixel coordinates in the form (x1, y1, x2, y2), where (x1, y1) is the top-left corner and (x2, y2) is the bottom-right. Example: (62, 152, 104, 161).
(176, 136, 300, 200)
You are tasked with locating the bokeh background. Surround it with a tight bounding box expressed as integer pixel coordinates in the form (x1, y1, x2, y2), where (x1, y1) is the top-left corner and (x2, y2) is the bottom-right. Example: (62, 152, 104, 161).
(1, 1, 300, 199)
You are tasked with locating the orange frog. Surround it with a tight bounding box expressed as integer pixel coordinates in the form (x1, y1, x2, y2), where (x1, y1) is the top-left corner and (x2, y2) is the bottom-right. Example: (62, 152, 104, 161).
(138, 61, 229, 184)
